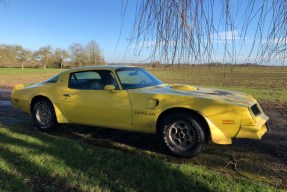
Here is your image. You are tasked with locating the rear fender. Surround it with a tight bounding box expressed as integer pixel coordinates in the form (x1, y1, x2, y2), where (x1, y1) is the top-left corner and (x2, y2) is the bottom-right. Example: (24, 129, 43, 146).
(11, 84, 26, 98)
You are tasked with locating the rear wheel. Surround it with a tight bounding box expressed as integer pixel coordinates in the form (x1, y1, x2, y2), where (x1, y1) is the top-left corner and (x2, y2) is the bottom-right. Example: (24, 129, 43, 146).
(32, 99, 58, 131)
(160, 113, 207, 157)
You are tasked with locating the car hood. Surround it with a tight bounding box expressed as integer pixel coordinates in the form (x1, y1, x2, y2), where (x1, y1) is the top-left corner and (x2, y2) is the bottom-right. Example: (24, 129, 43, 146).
(131, 84, 256, 106)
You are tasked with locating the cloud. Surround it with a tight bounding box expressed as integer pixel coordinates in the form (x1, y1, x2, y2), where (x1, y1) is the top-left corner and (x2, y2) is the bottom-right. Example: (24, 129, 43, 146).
(129, 41, 158, 49)
(267, 37, 287, 44)
(216, 30, 241, 41)
(212, 30, 259, 45)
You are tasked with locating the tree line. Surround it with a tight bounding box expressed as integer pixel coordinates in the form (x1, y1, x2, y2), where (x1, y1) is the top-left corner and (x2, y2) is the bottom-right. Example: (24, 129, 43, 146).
(0, 40, 104, 69)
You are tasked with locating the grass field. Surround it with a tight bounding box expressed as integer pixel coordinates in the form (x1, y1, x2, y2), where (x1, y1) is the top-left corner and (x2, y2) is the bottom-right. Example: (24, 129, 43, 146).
(0, 125, 280, 192)
(1, 65, 286, 102)
(0, 68, 63, 89)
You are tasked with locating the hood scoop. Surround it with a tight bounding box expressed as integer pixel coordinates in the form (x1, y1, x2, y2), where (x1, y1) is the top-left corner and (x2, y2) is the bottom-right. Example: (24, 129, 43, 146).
(171, 84, 197, 91)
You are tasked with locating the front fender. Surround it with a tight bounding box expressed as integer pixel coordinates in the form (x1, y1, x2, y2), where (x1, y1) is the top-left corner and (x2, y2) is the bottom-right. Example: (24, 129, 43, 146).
(157, 97, 243, 144)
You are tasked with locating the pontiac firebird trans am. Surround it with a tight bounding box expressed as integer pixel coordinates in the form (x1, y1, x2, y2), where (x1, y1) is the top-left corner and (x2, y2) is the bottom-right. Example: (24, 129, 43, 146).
(11, 66, 269, 157)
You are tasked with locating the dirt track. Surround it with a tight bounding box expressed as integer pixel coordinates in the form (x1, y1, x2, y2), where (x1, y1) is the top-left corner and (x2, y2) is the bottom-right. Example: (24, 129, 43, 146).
(1, 89, 286, 189)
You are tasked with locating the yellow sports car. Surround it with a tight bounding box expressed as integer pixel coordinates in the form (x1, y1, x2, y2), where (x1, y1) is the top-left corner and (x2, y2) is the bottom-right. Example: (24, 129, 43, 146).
(11, 66, 269, 157)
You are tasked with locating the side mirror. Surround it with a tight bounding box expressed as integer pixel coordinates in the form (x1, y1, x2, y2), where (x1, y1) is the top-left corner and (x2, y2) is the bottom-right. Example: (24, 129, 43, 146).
(104, 85, 116, 93)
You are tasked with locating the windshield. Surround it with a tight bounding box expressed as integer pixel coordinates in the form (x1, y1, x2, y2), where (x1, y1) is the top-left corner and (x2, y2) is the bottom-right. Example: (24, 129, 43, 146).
(116, 68, 163, 89)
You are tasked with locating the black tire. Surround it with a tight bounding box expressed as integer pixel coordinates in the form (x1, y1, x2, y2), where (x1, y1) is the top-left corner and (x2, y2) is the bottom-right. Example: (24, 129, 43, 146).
(160, 113, 207, 157)
(31, 98, 58, 132)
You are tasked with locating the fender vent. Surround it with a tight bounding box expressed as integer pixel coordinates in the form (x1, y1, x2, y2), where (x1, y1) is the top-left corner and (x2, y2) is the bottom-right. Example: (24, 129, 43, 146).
(251, 104, 261, 116)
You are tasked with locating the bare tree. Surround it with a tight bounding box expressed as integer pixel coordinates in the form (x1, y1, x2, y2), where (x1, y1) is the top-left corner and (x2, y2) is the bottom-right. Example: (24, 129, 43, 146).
(53, 48, 69, 68)
(13, 45, 31, 69)
(0, 44, 31, 68)
(0, 44, 16, 65)
(86, 40, 104, 65)
(34, 46, 53, 69)
(131, 0, 287, 64)
(69, 43, 86, 67)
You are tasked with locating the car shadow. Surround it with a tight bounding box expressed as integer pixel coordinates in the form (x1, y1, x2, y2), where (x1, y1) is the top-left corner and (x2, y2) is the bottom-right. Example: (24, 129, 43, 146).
(52, 123, 167, 157)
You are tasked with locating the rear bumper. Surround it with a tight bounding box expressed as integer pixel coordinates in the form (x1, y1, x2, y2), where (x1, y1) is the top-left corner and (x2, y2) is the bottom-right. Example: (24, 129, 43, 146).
(11, 98, 31, 114)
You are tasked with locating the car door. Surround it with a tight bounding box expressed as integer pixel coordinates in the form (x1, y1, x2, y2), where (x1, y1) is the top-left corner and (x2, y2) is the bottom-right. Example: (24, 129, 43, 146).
(60, 70, 132, 130)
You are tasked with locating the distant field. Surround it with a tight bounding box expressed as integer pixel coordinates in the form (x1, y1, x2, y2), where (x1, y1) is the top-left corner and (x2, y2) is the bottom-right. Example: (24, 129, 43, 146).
(0, 66, 286, 102)
(0, 68, 63, 89)
(149, 65, 287, 103)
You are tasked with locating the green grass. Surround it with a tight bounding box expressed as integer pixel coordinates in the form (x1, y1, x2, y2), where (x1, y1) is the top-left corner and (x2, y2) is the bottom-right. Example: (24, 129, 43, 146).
(0, 125, 280, 192)
(0, 68, 63, 89)
(0, 68, 62, 75)
(216, 86, 287, 102)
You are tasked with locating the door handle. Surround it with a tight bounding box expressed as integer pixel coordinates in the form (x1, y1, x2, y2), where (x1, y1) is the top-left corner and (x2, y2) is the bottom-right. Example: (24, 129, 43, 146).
(63, 94, 71, 97)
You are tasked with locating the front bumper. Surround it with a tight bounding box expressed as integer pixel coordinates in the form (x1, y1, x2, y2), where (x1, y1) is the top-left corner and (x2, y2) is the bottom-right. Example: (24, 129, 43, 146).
(236, 113, 269, 139)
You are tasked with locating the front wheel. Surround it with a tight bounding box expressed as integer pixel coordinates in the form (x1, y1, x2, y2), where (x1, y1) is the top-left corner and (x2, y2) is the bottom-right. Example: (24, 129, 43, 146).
(160, 113, 207, 157)
(31, 99, 58, 131)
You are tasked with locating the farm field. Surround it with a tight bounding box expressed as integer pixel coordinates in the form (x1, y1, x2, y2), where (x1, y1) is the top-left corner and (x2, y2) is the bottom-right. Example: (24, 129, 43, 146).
(0, 68, 63, 89)
(149, 65, 287, 103)
(0, 66, 286, 191)
(1, 65, 287, 102)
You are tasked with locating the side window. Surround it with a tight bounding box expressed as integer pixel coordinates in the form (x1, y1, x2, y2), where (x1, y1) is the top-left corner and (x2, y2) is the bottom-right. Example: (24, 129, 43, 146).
(68, 70, 119, 90)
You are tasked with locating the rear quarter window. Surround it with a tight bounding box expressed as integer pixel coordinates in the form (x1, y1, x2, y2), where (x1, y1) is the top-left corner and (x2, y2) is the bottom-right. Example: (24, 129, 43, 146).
(44, 75, 59, 83)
